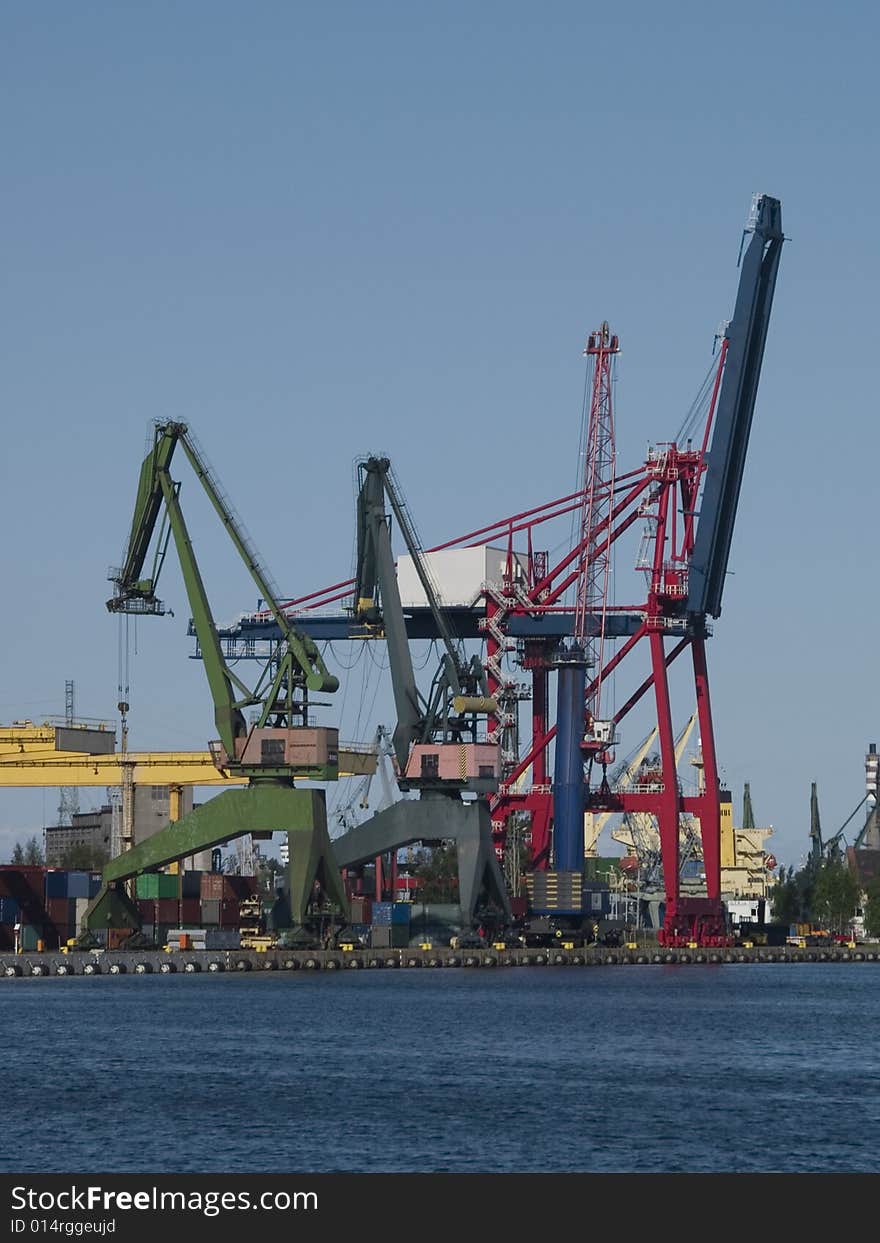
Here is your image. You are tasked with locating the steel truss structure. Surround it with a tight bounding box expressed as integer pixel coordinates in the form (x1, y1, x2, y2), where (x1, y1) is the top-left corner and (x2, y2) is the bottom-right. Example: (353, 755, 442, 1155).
(212, 195, 783, 945)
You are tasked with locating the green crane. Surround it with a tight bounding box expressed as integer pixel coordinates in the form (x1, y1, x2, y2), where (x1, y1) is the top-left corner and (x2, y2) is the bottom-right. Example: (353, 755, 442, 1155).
(87, 420, 348, 933)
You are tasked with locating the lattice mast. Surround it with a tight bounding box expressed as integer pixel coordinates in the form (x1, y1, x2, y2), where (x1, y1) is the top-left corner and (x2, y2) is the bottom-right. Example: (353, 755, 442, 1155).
(57, 679, 81, 826)
(575, 323, 619, 746)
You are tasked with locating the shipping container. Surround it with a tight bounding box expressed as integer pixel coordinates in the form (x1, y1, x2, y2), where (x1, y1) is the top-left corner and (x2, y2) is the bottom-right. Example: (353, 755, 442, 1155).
(45, 870, 69, 899)
(0, 924, 14, 950)
(372, 902, 393, 926)
(136, 874, 181, 900)
(0, 868, 46, 914)
(0, 896, 21, 925)
(181, 871, 203, 899)
(349, 897, 373, 924)
(225, 874, 259, 899)
(88, 872, 103, 898)
(199, 873, 258, 901)
(219, 899, 241, 928)
(205, 928, 240, 950)
(201, 899, 221, 926)
(167, 929, 206, 950)
(180, 898, 201, 925)
(0, 865, 45, 890)
(155, 898, 183, 924)
(46, 897, 76, 927)
(19, 924, 42, 951)
(66, 872, 91, 900)
(74, 898, 90, 930)
(200, 873, 225, 901)
(391, 903, 411, 926)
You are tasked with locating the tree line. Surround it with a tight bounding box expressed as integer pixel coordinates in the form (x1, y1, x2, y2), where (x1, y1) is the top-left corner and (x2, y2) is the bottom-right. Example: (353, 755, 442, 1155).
(771, 857, 880, 938)
(5, 836, 109, 869)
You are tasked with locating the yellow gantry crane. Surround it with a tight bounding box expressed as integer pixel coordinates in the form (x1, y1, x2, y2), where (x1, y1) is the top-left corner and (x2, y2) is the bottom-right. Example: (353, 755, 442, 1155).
(0, 719, 379, 938)
(0, 721, 376, 789)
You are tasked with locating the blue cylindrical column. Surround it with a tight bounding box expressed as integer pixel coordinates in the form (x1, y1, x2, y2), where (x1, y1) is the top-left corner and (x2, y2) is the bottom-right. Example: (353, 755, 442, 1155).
(553, 653, 586, 871)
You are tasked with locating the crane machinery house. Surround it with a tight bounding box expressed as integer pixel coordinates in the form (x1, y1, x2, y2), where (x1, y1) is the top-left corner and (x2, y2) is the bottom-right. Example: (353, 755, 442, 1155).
(396, 546, 528, 609)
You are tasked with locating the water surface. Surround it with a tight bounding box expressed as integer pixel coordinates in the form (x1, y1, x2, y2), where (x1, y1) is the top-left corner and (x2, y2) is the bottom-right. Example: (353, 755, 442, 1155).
(2, 965, 877, 1173)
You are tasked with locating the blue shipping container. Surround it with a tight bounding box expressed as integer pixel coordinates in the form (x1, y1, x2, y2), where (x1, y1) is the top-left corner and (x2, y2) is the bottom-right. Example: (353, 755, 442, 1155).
(0, 897, 21, 924)
(391, 903, 411, 926)
(372, 902, 393, 926)
(66, 872, 91, 899)
(45, 871, 68, 898)
(88, 873, 103, 898)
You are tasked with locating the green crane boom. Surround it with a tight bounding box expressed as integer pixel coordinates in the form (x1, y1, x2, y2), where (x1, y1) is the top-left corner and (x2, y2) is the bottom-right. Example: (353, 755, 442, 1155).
(87, 420, 349, 932)
(108, 421, 338, 778)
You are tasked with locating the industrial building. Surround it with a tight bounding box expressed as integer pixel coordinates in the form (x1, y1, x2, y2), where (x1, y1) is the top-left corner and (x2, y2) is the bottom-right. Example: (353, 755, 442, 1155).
(44, 786, 201, 868)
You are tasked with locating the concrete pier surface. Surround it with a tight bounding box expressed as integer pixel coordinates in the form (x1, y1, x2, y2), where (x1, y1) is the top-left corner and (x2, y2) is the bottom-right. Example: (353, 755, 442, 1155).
(2, 944, 878, 977)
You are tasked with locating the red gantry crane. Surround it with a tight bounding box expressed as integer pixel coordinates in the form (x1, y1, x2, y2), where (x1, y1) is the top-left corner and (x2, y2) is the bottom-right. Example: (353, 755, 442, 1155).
(207, 194, 784, 947)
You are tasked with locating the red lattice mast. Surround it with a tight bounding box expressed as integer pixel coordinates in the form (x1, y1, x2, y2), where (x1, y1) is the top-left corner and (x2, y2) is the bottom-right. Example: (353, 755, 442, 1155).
(575, 323, 619, 731)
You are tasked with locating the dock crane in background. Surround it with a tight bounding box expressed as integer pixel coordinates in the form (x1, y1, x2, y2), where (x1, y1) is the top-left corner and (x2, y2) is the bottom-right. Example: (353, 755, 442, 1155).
(609, 715, 697, 862)
(331, 455, 510, 927)
(809, 779, 867, 866)
(86, 420, 348, 934)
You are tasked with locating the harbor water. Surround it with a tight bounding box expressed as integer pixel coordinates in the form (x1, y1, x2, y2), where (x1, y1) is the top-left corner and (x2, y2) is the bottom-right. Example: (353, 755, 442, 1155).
(2, 964, 878, 1173)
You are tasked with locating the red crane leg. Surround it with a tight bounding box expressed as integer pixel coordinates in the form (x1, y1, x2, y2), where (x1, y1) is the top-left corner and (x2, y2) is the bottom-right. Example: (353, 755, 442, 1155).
(692, 638, 721, 901)
(649, 631, 681, 932)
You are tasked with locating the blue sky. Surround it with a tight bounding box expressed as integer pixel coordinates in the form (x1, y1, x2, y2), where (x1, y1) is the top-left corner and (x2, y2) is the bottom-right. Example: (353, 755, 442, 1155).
(1, 2, 876, 868)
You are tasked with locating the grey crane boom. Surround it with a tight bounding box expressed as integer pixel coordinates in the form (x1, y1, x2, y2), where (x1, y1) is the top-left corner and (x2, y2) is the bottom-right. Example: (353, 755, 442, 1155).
(687, 194, 784, 620)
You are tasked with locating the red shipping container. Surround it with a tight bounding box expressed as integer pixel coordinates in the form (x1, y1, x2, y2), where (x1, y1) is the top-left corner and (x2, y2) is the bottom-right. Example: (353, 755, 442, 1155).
(350, 897, 372, 924)
(46, 897, 75, 926)
(155, 899, 182, 924)
(224, 875, 258, 899)
(180, 898, 201, 925)
(0, 866, 46, 905)
(219, 898, 241, 928)
(200, 873, 225, 901)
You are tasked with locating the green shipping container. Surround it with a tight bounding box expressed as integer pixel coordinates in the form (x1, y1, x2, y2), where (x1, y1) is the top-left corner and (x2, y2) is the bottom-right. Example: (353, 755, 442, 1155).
(136, 873, 181, 900)
(20, 924, 42, 951)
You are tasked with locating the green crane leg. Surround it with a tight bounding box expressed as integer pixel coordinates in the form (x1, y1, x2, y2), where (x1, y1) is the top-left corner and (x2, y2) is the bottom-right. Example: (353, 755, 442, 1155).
(87, 786, 348, 929)
(286, 799, 349, 926)
(82, 885, 141, 935)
